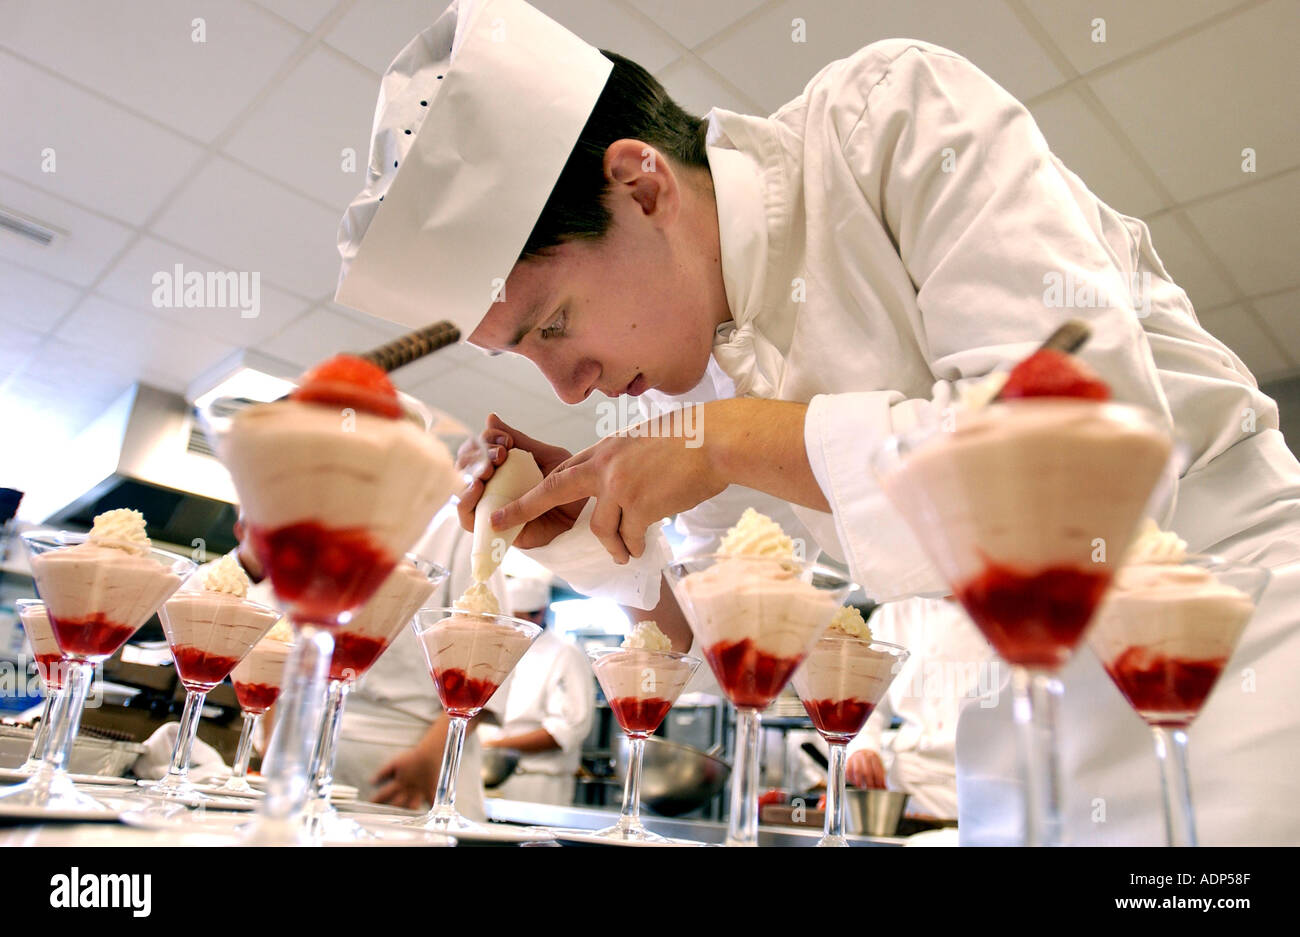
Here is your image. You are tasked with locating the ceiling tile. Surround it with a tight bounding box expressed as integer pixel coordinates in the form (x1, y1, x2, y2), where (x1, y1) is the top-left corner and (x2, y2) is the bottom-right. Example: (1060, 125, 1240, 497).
(656, 56, 762, 117)
(1184, 171, 1300, 297)
(531, 0, 681, 73)
(0, 323, 44, 382)
(0, 259, 82, 333)
(1022, 0, 1248, 74)
(260, 304, 404, 368)
(700, 0, 1066, 114)
(1198, 304, 1293, 380)
(626, 0, 771, 49)
(1088, 0, 1300, 203)
(150, 156, 342, 298)
(475, 351, 559, 398)
(1142, 213, 1238, 311)
(324, 0, 444, 73)
(1029, 88, 1166, 217)
(95, 236, 311, 346)
(0, 177, 134, 286)
(0, 52, 205, 226)
(251, 0, 340, 33)
(52, 295, 238, 393)
(408, 363, 547, 436)
(223, 47, 378, 210)
(1252, 290, 1300, 364)
(0, 0, 303, 143)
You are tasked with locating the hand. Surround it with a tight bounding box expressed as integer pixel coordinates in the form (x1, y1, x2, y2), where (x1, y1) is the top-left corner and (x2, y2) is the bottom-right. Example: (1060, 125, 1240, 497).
(231, 514, 265, 583)
(370, 742, 441, 810)
(845, 750, 887, 789)
(456, 413, 585, 549)
(490, 406, 724, 564)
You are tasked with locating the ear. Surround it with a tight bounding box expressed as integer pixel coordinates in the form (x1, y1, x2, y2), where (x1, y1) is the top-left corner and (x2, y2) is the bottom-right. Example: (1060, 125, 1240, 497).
(603, 139, 680, 225)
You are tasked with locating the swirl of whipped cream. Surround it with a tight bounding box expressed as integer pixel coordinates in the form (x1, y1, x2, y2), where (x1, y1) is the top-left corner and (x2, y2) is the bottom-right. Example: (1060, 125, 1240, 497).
(623, 620, 672, 651)
(454, 581, 501, 616)
(827, 605, 873, 640)
(264, 617, 294, 644)
(88, 508, 151, 555)
(1124, 518, 1188, 565)
(204, 553, 250, 598)
(719, 508, 796, 560)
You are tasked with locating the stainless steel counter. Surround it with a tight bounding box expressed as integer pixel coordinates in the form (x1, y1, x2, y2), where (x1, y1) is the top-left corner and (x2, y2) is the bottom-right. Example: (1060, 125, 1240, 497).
(484, 798, 906, 847)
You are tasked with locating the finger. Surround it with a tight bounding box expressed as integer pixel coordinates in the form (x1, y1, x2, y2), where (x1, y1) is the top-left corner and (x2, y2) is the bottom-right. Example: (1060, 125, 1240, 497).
(371, 781, 400, 805)
(457, 477, 485, 532)
(491, 462, 595, 532)
(370, 761, 396, 786)
(590, 496, 631, 565)
(487, 412, 571, 468)
(619, 512, 649, 559)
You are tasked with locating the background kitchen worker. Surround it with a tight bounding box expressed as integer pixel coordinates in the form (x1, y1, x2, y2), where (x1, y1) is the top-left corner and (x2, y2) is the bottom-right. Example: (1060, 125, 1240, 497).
(334, 0, 1300, 844)
(481, 564, 594, 805)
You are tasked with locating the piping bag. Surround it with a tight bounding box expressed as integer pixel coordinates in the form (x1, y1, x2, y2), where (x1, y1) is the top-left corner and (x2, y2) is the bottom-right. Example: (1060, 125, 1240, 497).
(471, 448, 544, 583)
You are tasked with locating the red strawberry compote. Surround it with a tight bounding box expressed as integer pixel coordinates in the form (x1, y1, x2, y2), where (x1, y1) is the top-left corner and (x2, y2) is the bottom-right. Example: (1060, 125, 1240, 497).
(217, 355, 458, 624)
(592, 622, 696, 739)
(232, 620, 295, 715)
(28, 509, 188, 660)
(328, 558, 436, 682)
(18, 602, 65, 691)
(793, 607, 905, 743)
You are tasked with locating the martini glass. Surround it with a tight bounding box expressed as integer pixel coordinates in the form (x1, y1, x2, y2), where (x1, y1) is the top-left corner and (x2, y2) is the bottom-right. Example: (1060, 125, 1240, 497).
(791, 635, 909, 846)
(664, 555, 854, 846)
(0, 531, 194, 812)
(141, 587, 280, 802)
(1089, 555, 1268, 846)
(11, 600, 67, 776)
(581, 645, 701, 844)
(303, 554, 447, 840)
(873, 399, 1172, 845)
(405, 606, 543, 838)
(209, 635, 294, 796)
(200, 389, 462, 843)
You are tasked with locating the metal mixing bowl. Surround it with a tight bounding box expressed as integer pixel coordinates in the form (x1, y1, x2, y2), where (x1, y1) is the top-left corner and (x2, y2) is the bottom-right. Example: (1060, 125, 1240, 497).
(614, 736, 731, 817)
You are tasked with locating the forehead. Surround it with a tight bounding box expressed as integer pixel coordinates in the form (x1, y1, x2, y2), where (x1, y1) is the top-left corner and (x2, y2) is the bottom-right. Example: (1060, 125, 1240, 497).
(466, 252, 562, 352)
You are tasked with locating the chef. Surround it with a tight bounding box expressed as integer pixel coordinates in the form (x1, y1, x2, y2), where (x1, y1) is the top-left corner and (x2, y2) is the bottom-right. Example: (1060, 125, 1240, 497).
(333, 0, 1300, 844)
(481, 566, 594, 806)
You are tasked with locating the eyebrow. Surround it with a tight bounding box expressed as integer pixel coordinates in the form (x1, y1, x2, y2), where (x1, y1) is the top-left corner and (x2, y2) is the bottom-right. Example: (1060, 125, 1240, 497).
(506, 296, 550, 349)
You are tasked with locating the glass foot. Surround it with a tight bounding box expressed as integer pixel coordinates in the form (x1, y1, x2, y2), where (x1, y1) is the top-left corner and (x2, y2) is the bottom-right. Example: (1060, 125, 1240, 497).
(0, 767, 112, 813)
(138, 775, 214, 806)
(815, 834, 851, 848)
(401, 806, 553, 842)
(204, 776, 263, 797)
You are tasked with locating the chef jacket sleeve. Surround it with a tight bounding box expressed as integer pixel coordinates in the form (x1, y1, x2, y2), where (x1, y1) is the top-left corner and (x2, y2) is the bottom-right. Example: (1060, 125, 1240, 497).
(803, 43, 1179, 601)
(539, 641, 595, 753)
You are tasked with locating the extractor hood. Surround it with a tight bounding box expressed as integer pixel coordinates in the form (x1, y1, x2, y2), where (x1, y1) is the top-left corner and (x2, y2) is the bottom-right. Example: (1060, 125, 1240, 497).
(36, 383, 239, 556)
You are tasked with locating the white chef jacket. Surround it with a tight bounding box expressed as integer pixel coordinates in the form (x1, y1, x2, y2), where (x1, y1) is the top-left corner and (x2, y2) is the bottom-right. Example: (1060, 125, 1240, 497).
(487, 628, 593, 805)
(847, 597, 997, 819)
(523, 39, 1300, 845)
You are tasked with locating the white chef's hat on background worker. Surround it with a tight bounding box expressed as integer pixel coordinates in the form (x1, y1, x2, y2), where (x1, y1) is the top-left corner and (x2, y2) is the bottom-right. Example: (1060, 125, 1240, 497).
(335, 0, 612, 335)
(505, 569, 552, 618)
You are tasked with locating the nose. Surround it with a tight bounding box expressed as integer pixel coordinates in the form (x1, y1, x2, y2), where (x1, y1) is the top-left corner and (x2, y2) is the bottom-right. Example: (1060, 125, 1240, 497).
(529, 351, 600, 405)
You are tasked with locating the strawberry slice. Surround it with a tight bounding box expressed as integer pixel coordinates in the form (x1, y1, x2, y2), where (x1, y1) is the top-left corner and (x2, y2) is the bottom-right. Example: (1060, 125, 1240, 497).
(998, 348, 1110, 401)
(290, 354, 402, 419)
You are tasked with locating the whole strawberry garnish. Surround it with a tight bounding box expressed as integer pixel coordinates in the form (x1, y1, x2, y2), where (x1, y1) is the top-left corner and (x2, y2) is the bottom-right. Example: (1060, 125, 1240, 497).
(290, 354, 402, 418)
(998, 348, 1110, 401)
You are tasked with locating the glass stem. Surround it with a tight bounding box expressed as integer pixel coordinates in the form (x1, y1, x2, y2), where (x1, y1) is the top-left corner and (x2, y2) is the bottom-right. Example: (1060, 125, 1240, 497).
(260, 623, 333, 824)
(432, 715, 468, 812)
(825, 741, 848, 841)
(20, 689, 59, 768)
(1152, 726, 1197, 847)
(620, 735, 645, 828)
(162, 689, 207, 783)
(309, 680, 350, 802)
(726, 707, 762, 847)
(42, 660, 93, 776)
(1012, 666, 1064, 847)
(231, 713, 257, 780)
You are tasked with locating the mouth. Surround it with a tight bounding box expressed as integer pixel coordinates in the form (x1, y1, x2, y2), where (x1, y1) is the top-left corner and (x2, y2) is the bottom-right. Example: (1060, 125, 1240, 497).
(624, 373, 649, 397)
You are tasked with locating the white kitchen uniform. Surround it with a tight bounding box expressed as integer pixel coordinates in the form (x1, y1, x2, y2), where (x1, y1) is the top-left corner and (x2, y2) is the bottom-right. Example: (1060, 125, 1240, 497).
(524, 39, 1300, 845)
(848, 597, 998, 819)
(332, 506, 491, 819)
(489, 628, 593, 805)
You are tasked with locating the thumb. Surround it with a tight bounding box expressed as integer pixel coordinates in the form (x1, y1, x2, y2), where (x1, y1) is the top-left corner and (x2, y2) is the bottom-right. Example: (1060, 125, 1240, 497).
(487, 412, 571, 470)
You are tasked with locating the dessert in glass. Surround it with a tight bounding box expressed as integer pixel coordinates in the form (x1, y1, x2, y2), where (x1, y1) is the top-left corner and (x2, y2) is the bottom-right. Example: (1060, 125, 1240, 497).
(1089, 522, 1268, 845)
(210, 619, 295, 796)
(200, 353, 460, 842)
(873, 343, 1172, 845)
(405, 585, 544, 839)
(10, 600, 67, 776)
(792, 606, 909, 846)
(665, 509, 853, 846)
(583, 621, 701, 844)
(304, 553, 446, 838)
(0, 510, 194, 812)
(143, 554, 279, 802)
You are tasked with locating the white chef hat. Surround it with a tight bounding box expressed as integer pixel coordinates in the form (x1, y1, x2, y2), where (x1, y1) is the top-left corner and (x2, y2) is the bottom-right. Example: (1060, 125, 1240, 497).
(506, 571, 553, 614)
(335, 0, 612, 335)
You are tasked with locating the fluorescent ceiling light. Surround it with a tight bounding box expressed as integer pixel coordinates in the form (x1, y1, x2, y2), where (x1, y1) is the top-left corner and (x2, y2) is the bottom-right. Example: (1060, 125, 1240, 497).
(187, 348, 299, 410)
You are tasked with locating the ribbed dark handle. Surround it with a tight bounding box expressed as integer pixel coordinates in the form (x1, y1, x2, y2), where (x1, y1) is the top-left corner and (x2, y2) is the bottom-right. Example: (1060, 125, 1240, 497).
(1040, 318, 1091, 355)
(358, 320, 461, 373)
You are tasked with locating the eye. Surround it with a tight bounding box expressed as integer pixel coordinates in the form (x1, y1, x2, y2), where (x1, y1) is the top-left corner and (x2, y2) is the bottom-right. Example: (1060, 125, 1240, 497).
(539, 308, 567, 340)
